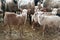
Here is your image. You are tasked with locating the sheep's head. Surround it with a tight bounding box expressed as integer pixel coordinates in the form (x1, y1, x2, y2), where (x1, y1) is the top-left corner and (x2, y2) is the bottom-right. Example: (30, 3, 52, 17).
(38, 14, 45, 25)
(52, 8, 58, 12)
(37, 2, 41, 6)
(22, 9, 28, 13)
(52, 8, 58, 15)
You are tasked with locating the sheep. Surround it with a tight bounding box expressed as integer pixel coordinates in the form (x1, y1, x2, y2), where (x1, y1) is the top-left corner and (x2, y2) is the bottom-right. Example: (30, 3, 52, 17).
(37, 2, 43, 8)
(18, 0, 35, 9)
(38, 14, 60, 36)
(39, 8, 58, 16)
(43, 0, 60, 8)
(16, 9, 28, 25)
(17, 0, 35, 25)
(34, 6, 39, 12)
(4, 11, 28, 37)
(5, 0, 18, 12)
(31, 11, 43, 30)
(51, 8, 58, 15)
(4, 9, 28, 26)
(31, 10, 60, 36)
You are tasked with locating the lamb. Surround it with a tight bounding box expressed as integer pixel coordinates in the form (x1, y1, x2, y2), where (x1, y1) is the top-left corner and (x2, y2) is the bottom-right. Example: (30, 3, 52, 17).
(38, 14, 60, 36)
(4, 9, 28, 26)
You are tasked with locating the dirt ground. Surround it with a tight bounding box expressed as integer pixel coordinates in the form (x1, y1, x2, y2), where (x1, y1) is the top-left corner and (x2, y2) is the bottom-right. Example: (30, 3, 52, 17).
(0, 22, 60, 40)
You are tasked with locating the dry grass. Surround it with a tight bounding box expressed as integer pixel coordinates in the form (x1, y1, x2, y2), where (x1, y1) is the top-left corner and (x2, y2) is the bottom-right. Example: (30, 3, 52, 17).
(0, 22, 60, 40)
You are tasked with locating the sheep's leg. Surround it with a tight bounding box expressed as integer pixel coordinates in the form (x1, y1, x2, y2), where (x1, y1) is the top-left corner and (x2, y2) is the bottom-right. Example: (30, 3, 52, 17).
(42, 24, 45, 39)
(18, 23, 23, 40)
(8, 25, 12, 40)
(24, 18, 26, 25)
(24, 16, 27, 25)
(32, 25, 35, 31)
(28, 14, 32, 25)
(19, 25, 24, 40)
(32, 22, 35, 31)
(18, 24, 21, 39)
